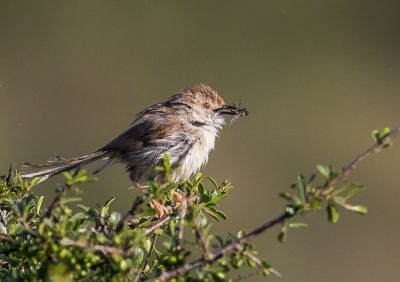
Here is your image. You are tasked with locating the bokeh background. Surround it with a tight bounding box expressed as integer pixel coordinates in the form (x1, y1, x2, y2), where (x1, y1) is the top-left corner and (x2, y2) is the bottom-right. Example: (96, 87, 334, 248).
(1, 1, 400, 281)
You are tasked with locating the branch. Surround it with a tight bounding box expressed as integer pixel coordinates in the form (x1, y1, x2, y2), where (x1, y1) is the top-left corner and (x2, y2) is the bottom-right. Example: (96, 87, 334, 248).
(153, 209, 296, 282)
(176, 195, 187, 252)
(133, 234, 158, 282)
(144, 212, 177, 236)
(116, 197, 144, 233)
(151, 125, 400, 281)
(322, 125, 400, 192)
(62, 238, 134, 257)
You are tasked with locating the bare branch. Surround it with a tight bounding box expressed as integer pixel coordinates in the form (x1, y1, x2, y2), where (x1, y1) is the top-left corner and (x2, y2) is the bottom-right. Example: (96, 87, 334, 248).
(62, 238, 130, 257)
(144, 212, 177, 236)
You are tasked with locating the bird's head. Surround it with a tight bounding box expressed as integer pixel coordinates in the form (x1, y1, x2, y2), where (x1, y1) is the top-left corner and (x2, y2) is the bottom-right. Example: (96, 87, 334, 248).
(168, 83, 247, 130)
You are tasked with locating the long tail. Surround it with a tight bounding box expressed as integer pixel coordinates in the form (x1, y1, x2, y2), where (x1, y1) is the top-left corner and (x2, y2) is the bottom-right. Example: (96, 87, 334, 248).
(19, 151, 111, 184)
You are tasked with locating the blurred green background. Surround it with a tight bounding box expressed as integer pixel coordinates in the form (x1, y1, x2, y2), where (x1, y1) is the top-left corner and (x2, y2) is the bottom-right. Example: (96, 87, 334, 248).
(1, 1, 400, 281)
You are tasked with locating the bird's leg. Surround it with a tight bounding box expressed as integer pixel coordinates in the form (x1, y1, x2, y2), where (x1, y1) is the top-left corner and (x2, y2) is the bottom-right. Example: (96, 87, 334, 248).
(129, 174, 184, 219)
(129, 173, 169, 219)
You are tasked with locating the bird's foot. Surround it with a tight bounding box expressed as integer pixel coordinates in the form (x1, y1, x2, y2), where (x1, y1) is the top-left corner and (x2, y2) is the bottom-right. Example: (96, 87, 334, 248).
(150, 199, 169, 219)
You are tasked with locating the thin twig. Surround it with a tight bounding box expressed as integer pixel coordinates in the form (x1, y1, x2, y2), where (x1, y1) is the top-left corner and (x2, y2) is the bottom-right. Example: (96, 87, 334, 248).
(321, 125, 400, 192)
(133, 234, 158, 282)
(194, 225, 211, 260)
(0, 209, 8, 227)
(176, 195, 187, 252)
(116, 197, 144, 233)
(62, 238, 130, 257)
(5, 165, 14, 188)
(144, 212, 177, 236)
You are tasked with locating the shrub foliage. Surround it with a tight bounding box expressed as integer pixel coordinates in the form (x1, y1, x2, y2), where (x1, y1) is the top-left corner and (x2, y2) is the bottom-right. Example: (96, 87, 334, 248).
(0, 127, 397, 281)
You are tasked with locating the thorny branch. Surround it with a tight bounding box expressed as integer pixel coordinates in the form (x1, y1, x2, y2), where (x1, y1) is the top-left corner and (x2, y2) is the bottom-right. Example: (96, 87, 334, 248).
(151, 125, 400, 281)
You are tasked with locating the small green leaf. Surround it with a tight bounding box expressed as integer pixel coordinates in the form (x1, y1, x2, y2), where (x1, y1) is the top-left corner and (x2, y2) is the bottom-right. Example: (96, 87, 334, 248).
(297, 175, 307, 202)
(0, 222, 7, 235)
(195, 212, 208, 227)
(29, 177, 40, 188)
(36, 196, 44, 215)
(317, 164, 331, 179)
(104, 197, 116, 208)
(209, 208, 227, 220)
(289, 222, 308, 228)
(207, 177, 219, 189)
(144, 238, 152, 253)
(345, 187, 364, 201)
(327, 202, 340, 223)
(346, 205, 368, 214)
(134, 248, 144, 265)
(154, 228, 164, 235)
(279, 192, 293, 202)
(278, 226, 287, 243)
(198, 183, 205, 195)
(64, 197, 83, 204)
(379, 127, 390, 140)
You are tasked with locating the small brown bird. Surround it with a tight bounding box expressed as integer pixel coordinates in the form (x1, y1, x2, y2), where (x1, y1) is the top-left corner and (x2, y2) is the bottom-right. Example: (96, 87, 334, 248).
(20, 83, 248, 217)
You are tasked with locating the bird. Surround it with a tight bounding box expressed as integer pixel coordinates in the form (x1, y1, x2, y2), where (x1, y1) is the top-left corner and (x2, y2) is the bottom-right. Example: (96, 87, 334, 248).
(20, 83, 248, 218)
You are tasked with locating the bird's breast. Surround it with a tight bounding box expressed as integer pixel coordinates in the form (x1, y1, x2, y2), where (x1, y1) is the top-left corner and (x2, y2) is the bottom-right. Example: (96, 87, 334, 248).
(173, 127, 218, 181)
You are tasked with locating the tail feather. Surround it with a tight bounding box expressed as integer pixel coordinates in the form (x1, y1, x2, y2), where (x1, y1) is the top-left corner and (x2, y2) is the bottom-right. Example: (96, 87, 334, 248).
(20, 151, 110, 183)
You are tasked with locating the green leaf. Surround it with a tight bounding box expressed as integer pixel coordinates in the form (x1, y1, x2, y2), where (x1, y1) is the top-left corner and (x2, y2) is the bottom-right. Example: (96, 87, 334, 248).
(209, 208, 227, 220)
(198, 183, 205, 195)
(207, 211, 220, 222)
(154, 228, 164, 235)
(346, 205, 368, 214)
(297, 175, 307, 202)
(317, 164, 331, 179)
(372, 127, 391, 143)
(29, 177, 40, 188)
(62, 172, 73, 181)
(278, 226, 287, 243)
(36, 196, 44, 215)
(195, 212, 208, 227)
(64, 197, 83, 204)
(102, 197, 116, 215)
(144, 238, 152, 253)
(110, 212, 121, 223)
(207, 177, 219, 189)
(345, 187, 364, 201)
(262, 268, 270, 276)
(289, 222, 308, 228)
(279, 192, 293, 202)
(103, 197, 116, 208)
(0, 222, 7, 235)
(134, 248, 144, 265)
(327, 202, 340, 223)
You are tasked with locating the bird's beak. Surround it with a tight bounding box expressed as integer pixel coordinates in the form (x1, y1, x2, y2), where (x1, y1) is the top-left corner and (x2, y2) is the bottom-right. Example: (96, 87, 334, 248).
(214, 105, 238, 115)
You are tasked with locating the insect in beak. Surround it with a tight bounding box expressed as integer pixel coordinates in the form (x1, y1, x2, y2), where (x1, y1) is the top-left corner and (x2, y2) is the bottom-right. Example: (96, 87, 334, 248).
(214, 104, 249, 125)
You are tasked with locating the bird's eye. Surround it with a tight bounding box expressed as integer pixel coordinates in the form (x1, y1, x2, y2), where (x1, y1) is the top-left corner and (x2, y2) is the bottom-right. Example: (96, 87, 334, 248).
(203, 103, 211, 109)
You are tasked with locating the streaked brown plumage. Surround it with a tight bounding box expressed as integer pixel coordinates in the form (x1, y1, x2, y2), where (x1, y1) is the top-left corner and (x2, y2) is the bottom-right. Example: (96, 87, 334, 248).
(20, 83, 248, 216)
